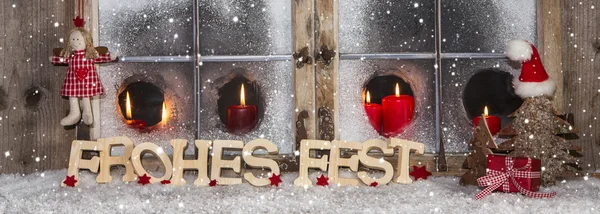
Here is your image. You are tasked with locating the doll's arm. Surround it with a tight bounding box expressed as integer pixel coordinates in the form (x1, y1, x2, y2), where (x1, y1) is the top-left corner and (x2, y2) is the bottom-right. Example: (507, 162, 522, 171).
(94, 52, 115, 63)
(51, 55, 68, 65)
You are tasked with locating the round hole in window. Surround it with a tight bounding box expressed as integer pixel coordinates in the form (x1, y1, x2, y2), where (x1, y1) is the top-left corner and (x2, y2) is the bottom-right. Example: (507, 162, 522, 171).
(216, 74, 263, 135)
(463, 68, 523, 127)
(363, 74, 415, 137)
(117, 82, 165, 128)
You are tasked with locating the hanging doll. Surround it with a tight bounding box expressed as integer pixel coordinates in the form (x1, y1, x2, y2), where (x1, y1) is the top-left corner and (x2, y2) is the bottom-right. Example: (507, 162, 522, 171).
(51, 22, 116, 126)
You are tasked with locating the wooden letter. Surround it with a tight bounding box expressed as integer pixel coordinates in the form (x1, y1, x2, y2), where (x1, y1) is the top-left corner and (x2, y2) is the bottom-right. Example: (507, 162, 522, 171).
(170, 139, 211, 186)
(242, 139, 280, 186)
(96, 137, 136, 183)
(62, 140, 102, 187)
(131, 143, 173, 184)
(358, 139, 394, 185)
(294, 140, 331, 187)
(389, 138, 425, 184)
(211, 140, 244, 185)
(328, 140, 361, 186)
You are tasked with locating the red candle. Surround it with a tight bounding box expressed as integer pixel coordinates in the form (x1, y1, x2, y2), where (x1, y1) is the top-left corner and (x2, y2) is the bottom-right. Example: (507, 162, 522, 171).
(473, 106, 501, 136)
(363, 91, 382, 134)
(226, 84, 257, 134)
(382, 83, 415, 138)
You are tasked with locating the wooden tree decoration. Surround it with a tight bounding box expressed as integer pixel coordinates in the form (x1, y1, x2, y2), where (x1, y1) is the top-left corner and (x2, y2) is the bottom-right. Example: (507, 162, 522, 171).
(460, 115, 498, 186)
(496, 97, 580, 186)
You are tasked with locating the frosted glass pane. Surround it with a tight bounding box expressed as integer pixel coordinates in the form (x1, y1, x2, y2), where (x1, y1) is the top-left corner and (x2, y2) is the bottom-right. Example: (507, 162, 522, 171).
(339, 0, 436, 53)
(199, 62, 293, 154)
(441, 0, 536, 53)
(440, 59, 521, 152)
(198, 0, 292, 55)
(98, 63, 196, 154)
(99, 0, 194, 56)
(339, 60, 437, 152)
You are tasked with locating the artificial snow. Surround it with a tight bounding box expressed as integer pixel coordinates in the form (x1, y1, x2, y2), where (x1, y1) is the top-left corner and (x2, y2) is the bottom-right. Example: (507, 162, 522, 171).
(1, 170, 599, 213)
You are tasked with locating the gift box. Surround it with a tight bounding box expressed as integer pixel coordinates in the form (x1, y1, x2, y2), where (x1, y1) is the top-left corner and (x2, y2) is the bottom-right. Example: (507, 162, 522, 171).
(486, 154, 541, 193)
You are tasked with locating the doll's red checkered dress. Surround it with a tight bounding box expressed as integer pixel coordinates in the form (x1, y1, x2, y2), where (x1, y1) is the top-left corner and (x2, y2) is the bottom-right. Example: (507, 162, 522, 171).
(51, 50, 111, 97)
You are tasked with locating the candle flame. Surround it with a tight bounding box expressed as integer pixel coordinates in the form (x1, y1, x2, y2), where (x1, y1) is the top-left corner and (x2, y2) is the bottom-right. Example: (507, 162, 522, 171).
(366, 91, 371, 104)
(125, 91, 132, 120)
(240, 84, 246, 106)
(162, 102, 167, 124)
(484, 106, 489, 117)
(395, 83, 400, 97)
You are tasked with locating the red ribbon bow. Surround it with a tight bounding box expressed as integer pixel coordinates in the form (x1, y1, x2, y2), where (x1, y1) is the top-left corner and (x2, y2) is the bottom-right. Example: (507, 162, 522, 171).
(475, 157, 556, 200)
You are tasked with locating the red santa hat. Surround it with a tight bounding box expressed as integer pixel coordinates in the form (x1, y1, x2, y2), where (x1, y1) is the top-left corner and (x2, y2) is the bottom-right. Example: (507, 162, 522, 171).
(505, 39, 555, 98)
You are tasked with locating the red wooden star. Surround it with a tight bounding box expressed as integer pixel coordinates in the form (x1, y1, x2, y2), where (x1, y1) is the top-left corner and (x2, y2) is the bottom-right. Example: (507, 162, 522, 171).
(269, 174, 283, 187)
(160, 179, 171, 185)
(369, 181, 378, 187)
(137, 174, 151, 185)
(409, 165, 432, 181)
(63, 175, 77, 187)
(209, 179, 218, 187)
(316, 174, 329, 186)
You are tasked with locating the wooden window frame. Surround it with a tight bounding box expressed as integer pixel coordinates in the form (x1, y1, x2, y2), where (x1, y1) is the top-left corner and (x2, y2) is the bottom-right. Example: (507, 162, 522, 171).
(80, 0, 564, 173)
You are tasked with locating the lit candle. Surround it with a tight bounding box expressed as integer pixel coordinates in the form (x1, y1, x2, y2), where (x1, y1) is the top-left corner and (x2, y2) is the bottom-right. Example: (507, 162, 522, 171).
(473, 106, 501, 136)
(161, 102, 168, 127)
(381, 83, 415, 138)
(226, 84, 258, 134)
(125, 91, 132, 120)
(363, 91, 382, 134)
(124, 91, 146, 129)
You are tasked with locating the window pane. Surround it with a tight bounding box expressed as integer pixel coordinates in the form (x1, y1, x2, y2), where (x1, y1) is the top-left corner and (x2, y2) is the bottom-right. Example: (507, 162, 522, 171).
(339, 59, 437, 152)
(339, 0, 436, 53)
(440, 59, 521, 152)
(199, 61, 294, 153)
(99, 0, 194, 56)
(98, 63, 196, 154)
(198, 0, 292, 55)
(441, 0, 536, 53)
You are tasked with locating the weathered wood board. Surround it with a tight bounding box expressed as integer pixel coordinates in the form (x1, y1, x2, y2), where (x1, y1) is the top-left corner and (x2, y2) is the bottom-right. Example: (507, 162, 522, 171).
(561, 0, 600, 171)
(0, 0, 76, 174)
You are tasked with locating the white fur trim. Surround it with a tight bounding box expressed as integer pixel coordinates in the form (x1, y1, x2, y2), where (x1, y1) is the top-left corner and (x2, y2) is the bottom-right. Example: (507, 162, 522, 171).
(505, 40, 533, 62)
(513, 77, 556, 98)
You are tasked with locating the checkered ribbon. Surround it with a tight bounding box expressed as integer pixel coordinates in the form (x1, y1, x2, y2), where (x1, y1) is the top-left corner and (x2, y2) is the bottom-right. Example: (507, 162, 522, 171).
(475, 157, 556, 200)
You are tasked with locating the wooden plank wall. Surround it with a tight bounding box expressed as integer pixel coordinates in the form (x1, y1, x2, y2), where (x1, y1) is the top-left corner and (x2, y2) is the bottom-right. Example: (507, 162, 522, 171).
(0, 0, 76, 174)
(537, 0, 563, 111)
(562, 0, 600, 171)
(292, 0, 316, 150)
(314, 0, 339, 141)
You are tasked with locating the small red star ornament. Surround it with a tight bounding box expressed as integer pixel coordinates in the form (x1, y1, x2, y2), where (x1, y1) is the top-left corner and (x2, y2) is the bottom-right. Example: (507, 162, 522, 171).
(73, 16, 85, 28)
(369, 182, 378, 187)
(209, 179, 218, 187)
(160, 180, 171, 185)
(269, 174, 283, 187)
(63, 175, 78, 187)
(316, 174, 329, 186)
(137, 174, 151, 185)
(409, 165, 432, 181)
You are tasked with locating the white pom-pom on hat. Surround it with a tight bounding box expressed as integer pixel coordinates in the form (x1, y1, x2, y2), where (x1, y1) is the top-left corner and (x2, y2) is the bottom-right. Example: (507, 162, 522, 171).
(505, 39, 556, 98)
(505, 40, 533, 62)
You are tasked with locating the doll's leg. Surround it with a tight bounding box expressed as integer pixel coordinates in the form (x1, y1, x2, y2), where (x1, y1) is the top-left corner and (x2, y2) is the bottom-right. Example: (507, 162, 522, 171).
(89, 96, 101, 139)
(81, 97, 93, 125)
(60, 97, 81, 126)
